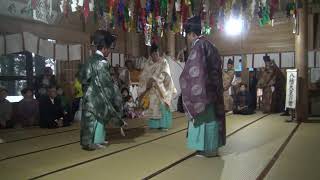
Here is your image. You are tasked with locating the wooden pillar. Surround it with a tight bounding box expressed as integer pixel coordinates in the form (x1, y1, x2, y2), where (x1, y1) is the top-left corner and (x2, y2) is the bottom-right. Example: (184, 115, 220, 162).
(295, 1, 309, 122)
(241, 54, 249, 85)
(167, 31, 175, 57)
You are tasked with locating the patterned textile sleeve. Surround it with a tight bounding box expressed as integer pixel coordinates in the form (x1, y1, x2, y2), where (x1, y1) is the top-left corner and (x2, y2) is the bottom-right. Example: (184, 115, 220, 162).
(180, 44, 209, 117)
(78, 59, 91, 93)
(152, 72, 167, 99)
(153, 71, 177, 107)
(92, 60, 123, 125)
(80, 55, 123, 127)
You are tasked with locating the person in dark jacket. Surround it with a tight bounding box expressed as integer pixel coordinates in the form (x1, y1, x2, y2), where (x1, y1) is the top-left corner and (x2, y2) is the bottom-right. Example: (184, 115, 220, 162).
(39, 86, 69, 128)
(34, 67, 57, 99)
(233, 83, 255, 115)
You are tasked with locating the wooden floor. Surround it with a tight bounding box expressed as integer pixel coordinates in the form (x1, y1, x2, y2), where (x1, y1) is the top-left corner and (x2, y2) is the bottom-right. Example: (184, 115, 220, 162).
(0, 112, 319, 180)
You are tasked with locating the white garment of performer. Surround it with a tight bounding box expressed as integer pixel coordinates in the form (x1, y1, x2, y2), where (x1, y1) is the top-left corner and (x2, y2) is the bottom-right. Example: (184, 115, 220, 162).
(166, 55, 185, 111)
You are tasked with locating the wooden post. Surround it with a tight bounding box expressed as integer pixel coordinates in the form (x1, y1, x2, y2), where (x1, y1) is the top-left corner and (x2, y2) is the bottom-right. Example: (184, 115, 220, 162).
(295, 1, 309, 122)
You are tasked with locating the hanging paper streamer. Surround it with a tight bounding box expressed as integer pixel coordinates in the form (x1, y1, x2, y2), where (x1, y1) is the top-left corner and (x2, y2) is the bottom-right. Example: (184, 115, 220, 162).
(181, 0, 189, 23)
(232, 4, 241, 17)
(286, 2, 296, 17)
(146, 0, 152, 15)
(137, 8, 146, 32)
(77, 0, 277, 35)
(144, 24, 152, 46)
(209, 12, 215, 29)
(160, 0, 168, 18)
(127, 0, 136, 32)
(269, 0, 278, 20)
(156, 16, 163, 36)
(201, 2, 207, 21)
(154, 0, 160, 17)
(219, 0, 226, 6)
(98, 12, 109, 30)
(123, 1, 130, 31)
(117, 0, 125, 28)
(189, 0, 194, 15)
(242, 0, 248, 11)
(83, 0, 90, 22)
(259, 5, 270, 27)
(175, 0, 181, 12)
(217, 8, 224, 31)
(247, 0, 256, 21)
(32, 0, 37, 9)
(202, 23, 211, 35)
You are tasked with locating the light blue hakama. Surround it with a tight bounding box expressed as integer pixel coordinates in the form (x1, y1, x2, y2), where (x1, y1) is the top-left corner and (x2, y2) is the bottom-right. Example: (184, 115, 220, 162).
(148, 103, 172, 129)
(93, 120, 106, 144)
(187, 104, 220, 153)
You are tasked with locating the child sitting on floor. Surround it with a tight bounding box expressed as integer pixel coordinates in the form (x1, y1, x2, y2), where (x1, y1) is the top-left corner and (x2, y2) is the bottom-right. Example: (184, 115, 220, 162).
(124, 96, 142, 119)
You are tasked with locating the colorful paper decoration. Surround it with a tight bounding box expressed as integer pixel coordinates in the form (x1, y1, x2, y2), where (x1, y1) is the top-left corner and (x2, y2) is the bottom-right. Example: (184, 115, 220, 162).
(65, 0, 290, 39)
(83, 0, 90, 22)
(144, 24, 152, 46)
(259, 5, 270, 27)
(269, 0, 278, 19)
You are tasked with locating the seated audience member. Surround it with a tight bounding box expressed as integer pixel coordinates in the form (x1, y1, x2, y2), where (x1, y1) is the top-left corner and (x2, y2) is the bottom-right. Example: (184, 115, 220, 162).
(16, 88, 39, 127)
(39, 86, 69, 128)
(34, 67, 57, 99)
(233, 83, 255, 115)
(72, 73, 83, 120)
(124, 96, 142, 119)
(121, 88, 130, 102)
(0, 87, 12, 129)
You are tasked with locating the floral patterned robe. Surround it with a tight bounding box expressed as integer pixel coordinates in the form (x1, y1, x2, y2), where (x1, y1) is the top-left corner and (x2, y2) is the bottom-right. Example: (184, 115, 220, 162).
(139, 57, 177, 119)
(79, 52, 123, 146)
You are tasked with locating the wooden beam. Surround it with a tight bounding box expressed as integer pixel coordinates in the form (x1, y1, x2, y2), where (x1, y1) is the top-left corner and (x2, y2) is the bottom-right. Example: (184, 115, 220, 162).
(0, 15, 90, 44)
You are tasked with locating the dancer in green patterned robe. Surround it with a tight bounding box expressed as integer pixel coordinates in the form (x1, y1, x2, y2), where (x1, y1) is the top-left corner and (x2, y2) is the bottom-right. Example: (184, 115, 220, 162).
(80, 30, 124, 151)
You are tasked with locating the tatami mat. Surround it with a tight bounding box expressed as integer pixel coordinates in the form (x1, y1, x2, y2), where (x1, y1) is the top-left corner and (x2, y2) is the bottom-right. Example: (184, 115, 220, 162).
(0, 112, 274, 180)
(0, 124, 80, 142)
(266, 123, 320, 180)
(38, 114, 266, 180)
(0, 116, 186, 179)
(0, 113, 184, 142)
(152, 114, 297, 180)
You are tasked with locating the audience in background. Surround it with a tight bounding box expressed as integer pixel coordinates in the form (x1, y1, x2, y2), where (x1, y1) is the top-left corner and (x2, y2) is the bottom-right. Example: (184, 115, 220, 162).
(16, 88, 39, 127)
(121, 88, 130, 102)
(72, 72, 83, 121)
(34, 67, 57, 99)
(223, 59, 235, 112)
(257, 56, 286, 113)
(0, 87, 12, 129)
(233, 83, 255, 115)
(39, 86, 69, 128)
(249, 69, 258, 110)
(124, 95, 142, 119)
